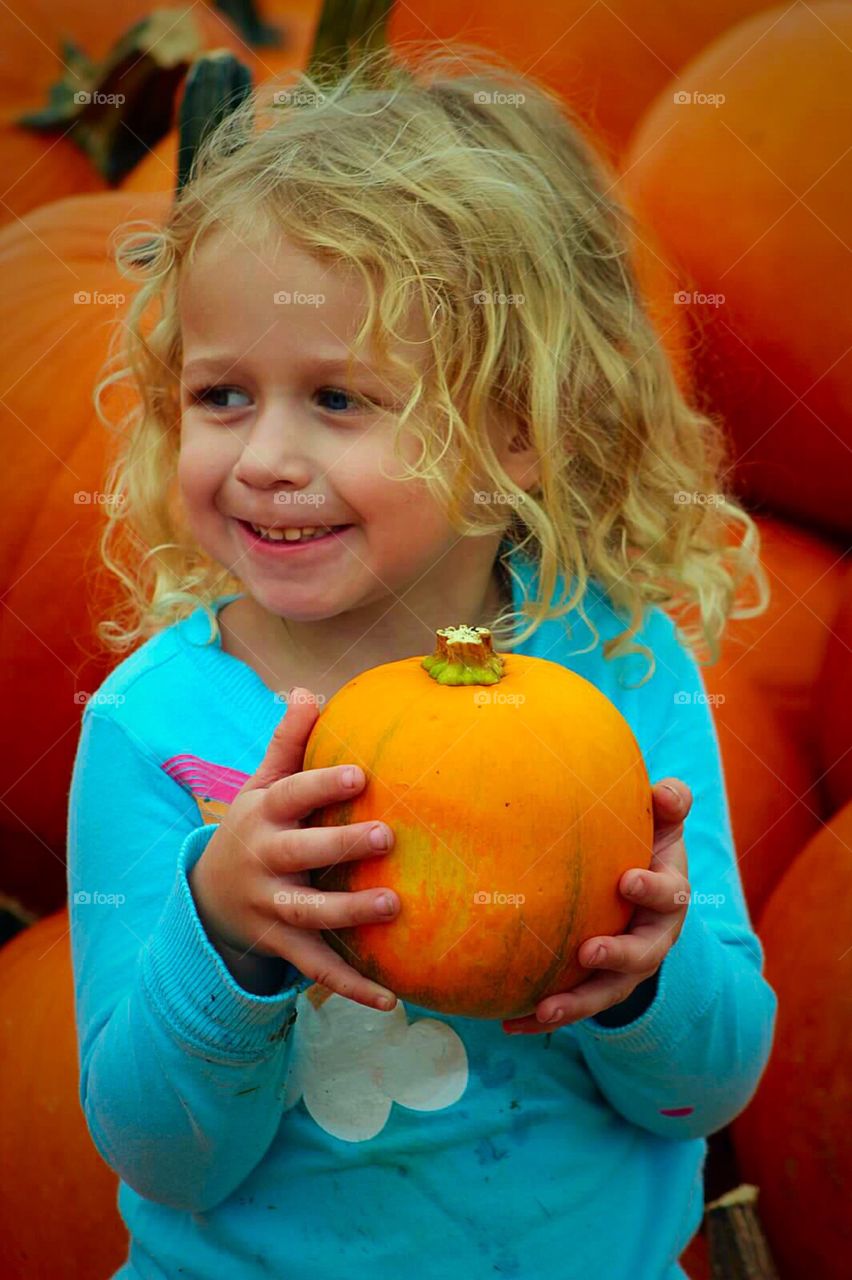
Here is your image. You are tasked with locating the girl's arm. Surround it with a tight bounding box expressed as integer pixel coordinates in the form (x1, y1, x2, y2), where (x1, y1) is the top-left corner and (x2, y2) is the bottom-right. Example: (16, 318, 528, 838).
(67, 706, 312, 1213)
(569, 609, 778, 1140)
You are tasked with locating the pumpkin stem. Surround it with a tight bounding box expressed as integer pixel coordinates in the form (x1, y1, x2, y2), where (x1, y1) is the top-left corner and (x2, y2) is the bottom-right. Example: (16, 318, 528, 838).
(212, 0, 285, 47)
(17, 9, 218, 185)
(421, 626, 505, 686)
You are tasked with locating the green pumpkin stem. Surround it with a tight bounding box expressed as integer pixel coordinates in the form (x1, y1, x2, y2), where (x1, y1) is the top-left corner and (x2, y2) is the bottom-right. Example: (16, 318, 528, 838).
(421, 626, 505, 686)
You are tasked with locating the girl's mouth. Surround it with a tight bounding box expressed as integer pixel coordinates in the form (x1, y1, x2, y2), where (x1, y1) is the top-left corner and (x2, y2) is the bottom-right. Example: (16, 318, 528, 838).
(235, 519, 354, 556)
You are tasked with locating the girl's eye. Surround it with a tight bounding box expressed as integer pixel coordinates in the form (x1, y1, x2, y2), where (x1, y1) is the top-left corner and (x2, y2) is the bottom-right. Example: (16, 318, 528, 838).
(316, 386, 372, 412)
(189, 386, 374, 412)
(191, 386, 250, 410)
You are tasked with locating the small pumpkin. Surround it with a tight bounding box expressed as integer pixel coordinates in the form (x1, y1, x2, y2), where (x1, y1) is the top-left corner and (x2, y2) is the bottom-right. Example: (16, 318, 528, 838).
(304, 624, 654, 1019)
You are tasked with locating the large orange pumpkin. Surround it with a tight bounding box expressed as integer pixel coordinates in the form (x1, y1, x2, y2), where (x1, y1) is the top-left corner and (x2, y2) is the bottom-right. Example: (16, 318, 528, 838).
(690, 516, 846, 920)
(621, 2, 852, 539)
(0, 909, 128, 1278)
(703, 667, 817, 927)
(0, 189, 168, 914)
(710, 516, 846, 756)
(304, 624, 654, 1019)
(387, 0, 776, 162)
(731, 802, 852, 1279)
(815, 563, 852, 813)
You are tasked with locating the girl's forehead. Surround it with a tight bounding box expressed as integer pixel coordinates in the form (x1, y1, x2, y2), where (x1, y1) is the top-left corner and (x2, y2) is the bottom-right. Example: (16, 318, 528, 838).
(178, 226, 433, 361)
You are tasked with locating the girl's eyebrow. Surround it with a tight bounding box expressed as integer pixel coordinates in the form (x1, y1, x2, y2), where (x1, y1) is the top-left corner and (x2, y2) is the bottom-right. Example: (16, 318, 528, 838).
(181, 353, 390, 379)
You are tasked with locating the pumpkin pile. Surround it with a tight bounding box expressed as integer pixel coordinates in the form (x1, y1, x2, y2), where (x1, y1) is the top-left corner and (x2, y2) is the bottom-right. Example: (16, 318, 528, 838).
(0, 2, 849, 1278)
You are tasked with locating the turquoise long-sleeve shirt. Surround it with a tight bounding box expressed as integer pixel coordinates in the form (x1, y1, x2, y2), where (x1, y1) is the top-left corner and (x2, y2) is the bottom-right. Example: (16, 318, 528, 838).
(67, 543, 777, 1279)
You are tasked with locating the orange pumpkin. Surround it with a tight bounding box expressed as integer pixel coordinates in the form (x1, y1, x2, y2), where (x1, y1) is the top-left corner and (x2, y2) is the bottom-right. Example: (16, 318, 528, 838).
(0, 909, 128, 1278)
(0, 2, 245, 224)
(621, 2, 852, 539)
(815, 563, 852, 813)
(0, 189, 169, 914)
(703, 667, 817, 927)
(304, 625, 654, 1019)
(711, 516, 846, 755)
(731, 802, 852, 1280)
(387, 0, 775, 162)
(666, 515, 844, 922)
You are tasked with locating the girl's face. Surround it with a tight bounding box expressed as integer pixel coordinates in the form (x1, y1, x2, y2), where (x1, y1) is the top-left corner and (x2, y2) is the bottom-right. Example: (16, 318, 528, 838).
(177, 226, 534, 626)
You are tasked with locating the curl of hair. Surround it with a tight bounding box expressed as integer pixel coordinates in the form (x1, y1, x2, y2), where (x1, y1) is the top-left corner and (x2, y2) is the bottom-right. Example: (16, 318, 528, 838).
(94, 41, 769, 682)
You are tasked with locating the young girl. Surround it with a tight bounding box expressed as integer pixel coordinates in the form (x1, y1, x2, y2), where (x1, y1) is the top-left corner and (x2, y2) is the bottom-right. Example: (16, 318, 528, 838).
(68, 45, 777, 1280)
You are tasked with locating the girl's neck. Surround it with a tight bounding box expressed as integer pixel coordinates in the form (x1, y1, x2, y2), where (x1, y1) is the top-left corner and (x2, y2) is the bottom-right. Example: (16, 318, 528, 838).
(218, 559, 513, 706)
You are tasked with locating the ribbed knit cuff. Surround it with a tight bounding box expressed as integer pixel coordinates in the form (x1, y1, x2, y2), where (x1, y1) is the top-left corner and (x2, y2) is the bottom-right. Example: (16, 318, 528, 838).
(571, 902, 722, 1058)
(141, 824, 313, 1062)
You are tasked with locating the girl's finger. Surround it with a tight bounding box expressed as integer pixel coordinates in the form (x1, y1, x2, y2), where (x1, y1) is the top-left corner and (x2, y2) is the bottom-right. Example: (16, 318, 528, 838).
(268, 882, 400, 931)
(274, 819, 394, 874)
(270, 923, 398, 1012)
(651, 779, 692, 846)
(620, 866, 691, 913)
(507, 973, 640, 1032)
(265, 762, 368, 823)
(579, 918, 682, 974)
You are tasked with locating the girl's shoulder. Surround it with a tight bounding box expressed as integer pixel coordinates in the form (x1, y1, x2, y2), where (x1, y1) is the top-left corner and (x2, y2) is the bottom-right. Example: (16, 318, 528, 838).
(86, 601, 215, 714)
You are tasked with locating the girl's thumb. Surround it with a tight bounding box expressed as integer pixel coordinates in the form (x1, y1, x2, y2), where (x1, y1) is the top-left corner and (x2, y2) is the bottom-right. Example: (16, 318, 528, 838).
(248, 687, 321, 790)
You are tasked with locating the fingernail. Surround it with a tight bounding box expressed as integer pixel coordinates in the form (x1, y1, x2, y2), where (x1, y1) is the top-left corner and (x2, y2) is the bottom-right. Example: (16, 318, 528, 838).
(343, 766, 364, 788)
(625, 875, 645, 899)
(369, 825, 390, 850)
(585, 945, 605, 966)
(376, 993, 395, 1010)
(375, 893, 397, 915)
(662, 783, 680, 802)
(544, 1007, 565, 1023)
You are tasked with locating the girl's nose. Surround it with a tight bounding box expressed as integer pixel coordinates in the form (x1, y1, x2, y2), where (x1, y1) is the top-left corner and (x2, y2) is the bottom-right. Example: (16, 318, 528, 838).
(232, 408, 313, 490)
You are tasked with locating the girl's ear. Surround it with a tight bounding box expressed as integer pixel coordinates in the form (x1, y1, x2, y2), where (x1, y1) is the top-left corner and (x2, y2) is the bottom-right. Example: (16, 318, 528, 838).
(503, 419, 540, 493)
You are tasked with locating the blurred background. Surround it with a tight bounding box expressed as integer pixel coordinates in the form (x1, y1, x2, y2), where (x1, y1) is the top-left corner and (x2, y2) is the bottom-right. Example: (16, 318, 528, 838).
(0, 2, 849, 1277)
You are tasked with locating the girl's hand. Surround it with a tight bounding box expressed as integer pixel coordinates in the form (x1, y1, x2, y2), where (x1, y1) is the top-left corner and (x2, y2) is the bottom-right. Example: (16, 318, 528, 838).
(502, 778, 692, 1035)
(188, 688, 399, 1012)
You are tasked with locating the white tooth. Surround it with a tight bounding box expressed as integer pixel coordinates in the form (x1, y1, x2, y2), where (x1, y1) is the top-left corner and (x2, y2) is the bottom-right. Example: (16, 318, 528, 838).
(250, 522, 334, 542)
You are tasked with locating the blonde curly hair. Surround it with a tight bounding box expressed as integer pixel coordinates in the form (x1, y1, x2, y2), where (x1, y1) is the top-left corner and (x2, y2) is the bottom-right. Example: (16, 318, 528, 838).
(93, 42, 768, 683)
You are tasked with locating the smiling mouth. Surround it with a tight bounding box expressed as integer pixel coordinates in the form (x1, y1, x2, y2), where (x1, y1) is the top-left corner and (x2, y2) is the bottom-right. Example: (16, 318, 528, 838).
(235, 519, 354, 547)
